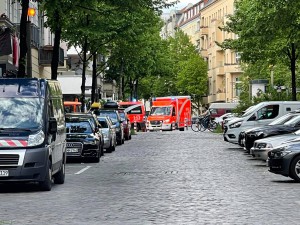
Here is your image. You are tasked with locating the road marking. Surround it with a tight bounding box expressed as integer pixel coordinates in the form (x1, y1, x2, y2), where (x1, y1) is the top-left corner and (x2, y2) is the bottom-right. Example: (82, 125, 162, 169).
(75, 166, 91, 175)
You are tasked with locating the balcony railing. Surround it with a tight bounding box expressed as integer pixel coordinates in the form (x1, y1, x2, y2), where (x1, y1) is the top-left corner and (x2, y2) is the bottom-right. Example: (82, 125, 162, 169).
(39, 46, 64, 66)
(15, 23, 40, 49)
(224, 63, 242, 73)
(200, 26, 208, 36)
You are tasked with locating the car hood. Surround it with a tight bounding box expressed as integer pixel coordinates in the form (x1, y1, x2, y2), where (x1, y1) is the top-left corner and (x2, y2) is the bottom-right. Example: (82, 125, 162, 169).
(226, 117, 243, 125)
(247, 125, 297, 137)
(255, 133, 298, 146)
(67, 133, 96, 139)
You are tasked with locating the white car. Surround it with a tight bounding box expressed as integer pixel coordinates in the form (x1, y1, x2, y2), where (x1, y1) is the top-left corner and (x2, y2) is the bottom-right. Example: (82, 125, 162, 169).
(250, 130, 300, 160)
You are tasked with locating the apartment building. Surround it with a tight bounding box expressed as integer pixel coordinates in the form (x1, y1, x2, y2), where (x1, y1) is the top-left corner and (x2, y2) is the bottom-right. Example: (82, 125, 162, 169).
(163, 0, 243, 104)
(161, 9, 182, 39)
(0, 1, 115, 103)
(200, 0, 242, 104)
(177, 2, 204, 49)
(0, 0, 66, 78)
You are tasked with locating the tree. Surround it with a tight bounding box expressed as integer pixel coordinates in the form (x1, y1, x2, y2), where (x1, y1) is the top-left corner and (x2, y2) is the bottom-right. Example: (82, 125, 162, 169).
(220, 0, 300, 100)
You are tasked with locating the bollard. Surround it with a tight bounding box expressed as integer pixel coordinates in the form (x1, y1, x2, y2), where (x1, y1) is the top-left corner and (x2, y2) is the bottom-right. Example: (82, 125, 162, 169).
(172, 122, 176, 131)
(134, 122, 137, 133)
(160, 122, 163, 132)
(185, 118, 188, 130)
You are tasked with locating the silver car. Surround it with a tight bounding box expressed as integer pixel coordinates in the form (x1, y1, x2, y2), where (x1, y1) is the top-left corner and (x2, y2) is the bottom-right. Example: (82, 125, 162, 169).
(97, 116, 117, 153)
(250, 130, 300, 160)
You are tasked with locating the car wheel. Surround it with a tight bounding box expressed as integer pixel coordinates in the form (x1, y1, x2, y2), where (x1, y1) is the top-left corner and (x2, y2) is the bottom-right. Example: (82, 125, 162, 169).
(290, 155, 300, 182)
(117, 139, 122, 145)
(53, 157, 65, 184)
(39, 160, 52, 191)
(107, 140, 113, 153)
(93, 151, 100, 163)
(101, 145, 104, 156)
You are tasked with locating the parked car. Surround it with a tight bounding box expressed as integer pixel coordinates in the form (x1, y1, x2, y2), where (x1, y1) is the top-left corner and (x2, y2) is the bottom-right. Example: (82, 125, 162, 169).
(93, 109, 124, 145)
(250, 130, 300, 160)
(241, 111, 300, 151)
(65, 113, 103, 162)
(267, 141, 300, 182)
(224, 101, 300, 144)
(97, 116, 117, 153)
(119, 101, 147, 132)
(118, 109, 132, 140)
(0, 78, 66, 191)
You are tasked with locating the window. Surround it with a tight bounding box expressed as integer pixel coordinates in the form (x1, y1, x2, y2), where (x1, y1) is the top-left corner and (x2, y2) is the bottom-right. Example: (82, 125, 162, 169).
(257, 105, 279, 120)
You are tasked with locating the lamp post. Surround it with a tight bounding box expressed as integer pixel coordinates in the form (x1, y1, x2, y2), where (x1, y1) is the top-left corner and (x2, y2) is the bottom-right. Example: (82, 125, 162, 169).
(26, 7, 35, 78)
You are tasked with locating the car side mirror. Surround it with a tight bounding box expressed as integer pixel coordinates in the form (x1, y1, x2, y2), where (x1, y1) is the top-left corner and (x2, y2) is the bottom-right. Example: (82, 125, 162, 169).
(49, 117, 57, 134)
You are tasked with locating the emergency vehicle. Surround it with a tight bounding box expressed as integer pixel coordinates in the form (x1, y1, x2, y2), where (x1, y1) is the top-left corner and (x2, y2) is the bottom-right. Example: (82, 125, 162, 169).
(118, 101, 146, 132)
(146, 96, 191, 131)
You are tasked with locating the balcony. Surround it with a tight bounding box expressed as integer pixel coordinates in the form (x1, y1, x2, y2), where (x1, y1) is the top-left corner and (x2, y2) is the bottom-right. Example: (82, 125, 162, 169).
(200, 49, 208, 58)
(200, 26, 208, 36)
(207, 92, 226, 103)
(15, 23, 40, 48)
(224, 63, 242, 73)
(215, 66, 224, 76)
(39, 46, 64, 66)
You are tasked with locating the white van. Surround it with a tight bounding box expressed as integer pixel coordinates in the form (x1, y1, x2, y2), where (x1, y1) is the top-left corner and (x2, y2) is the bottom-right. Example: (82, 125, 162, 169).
(223, 101, 300, 144)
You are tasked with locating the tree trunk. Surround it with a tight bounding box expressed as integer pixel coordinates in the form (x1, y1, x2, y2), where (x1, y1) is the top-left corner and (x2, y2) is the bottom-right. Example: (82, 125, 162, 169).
(18, 0, 30, 78)
(51, 10, 61, 80)
(80, 37, 88, 112)
(134, 79, 138, 100)
(91, 53, 97, 104)
(291, 43, 297, 101)
(119, 58, 124, 100)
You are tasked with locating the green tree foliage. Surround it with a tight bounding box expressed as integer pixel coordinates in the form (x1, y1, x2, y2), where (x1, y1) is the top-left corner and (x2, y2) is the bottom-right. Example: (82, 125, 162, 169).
(220, 0, 300, 100)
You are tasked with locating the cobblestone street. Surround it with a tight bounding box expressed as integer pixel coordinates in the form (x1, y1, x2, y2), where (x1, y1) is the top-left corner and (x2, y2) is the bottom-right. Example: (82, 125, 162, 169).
(1, 130, 300, 225)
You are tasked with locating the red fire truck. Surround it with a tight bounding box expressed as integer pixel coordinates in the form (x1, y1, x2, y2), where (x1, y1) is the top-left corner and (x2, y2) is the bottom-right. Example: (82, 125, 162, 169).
(146, 96, 191, 131)
(118, 101, 146, 132)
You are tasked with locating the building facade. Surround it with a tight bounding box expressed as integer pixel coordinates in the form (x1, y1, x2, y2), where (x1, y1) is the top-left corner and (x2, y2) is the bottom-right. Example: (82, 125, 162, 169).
(0, 0, 66, 78)
(163, 0, 243, 105)
(200, 0, 242, 104)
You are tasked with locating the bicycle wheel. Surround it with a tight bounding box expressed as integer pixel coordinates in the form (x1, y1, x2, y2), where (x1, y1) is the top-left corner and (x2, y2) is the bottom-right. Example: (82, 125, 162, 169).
(191, 121, 201, 132)
(208, 121, 218, 132)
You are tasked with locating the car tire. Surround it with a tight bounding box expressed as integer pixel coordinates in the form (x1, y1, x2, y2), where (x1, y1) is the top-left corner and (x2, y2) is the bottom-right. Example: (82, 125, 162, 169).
(39, 160, 52, 191)
(53, 158, 65, 184)
(93, 152, 100, 163)
(290, 155, 300, 182)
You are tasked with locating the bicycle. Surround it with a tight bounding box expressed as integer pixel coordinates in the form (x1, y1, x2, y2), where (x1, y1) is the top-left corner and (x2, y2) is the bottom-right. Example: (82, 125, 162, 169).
(191, 115, 218, 132)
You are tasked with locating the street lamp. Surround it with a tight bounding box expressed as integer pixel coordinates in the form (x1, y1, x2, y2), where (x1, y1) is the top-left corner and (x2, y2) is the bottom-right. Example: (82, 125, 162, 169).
(26, 7, 36, 77)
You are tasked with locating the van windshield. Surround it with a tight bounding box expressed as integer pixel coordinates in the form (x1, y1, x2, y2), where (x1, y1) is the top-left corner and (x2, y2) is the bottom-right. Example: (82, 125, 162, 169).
(0, 97, 44, 129)
(241, 103, 263, 117)
(150, 106, 171, 116)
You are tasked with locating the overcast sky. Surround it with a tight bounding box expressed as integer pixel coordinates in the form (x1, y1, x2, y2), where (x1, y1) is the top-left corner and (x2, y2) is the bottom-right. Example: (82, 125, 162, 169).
(164, 0, 199, 13)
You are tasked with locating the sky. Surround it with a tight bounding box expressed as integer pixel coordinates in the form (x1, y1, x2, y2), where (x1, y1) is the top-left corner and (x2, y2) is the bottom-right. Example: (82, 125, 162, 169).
(164, 0, 200, 13)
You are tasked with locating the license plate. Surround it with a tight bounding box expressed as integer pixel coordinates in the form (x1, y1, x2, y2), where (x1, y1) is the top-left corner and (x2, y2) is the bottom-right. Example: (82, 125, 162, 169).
(67, 148, 79, 153)
(0, 170, 9, 177)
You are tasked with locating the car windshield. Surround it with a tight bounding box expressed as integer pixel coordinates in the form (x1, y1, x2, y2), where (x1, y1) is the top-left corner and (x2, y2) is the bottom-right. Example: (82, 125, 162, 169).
(284, 114, 300, 125)
(269, 114, 299, 125)
(150, 106, 171, 116)
(66, 121, 92, 133)
(98, 111, 118, 122)
(241, 104, 262, 117)
(0, 97, 43, 129)
(119, 112, 126, 120)
(98, 120, 108, 128)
